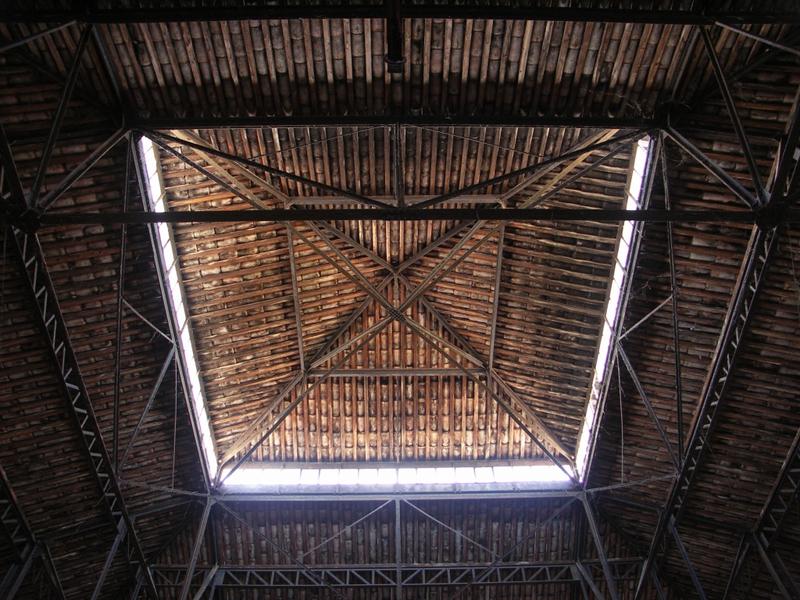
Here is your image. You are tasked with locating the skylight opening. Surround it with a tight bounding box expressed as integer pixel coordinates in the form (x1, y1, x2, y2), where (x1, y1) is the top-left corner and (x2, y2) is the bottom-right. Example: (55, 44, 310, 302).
(221, 463, 573, 490)
(139, 136, 218, 479)
(574, 136, 652, 481)
(137, 132, 644, 491)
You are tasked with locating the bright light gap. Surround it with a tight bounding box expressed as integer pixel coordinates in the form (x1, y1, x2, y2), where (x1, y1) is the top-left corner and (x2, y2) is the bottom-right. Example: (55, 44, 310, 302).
(222, 463, 573, 489)
(574, 137, 652, 481)
(140, 136, 218, 478)
(139, 135, 650, 488)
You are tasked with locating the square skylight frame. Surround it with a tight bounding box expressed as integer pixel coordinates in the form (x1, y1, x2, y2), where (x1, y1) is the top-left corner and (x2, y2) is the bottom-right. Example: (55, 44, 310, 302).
(138, 133, 653, 490)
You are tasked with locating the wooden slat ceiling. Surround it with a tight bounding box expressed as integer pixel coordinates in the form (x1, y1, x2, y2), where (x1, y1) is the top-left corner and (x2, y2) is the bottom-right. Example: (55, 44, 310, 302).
(154, 124, 632, 464)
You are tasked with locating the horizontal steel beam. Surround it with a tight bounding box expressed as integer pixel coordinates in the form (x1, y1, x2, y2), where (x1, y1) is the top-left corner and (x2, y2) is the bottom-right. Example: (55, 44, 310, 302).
(288, 195, 502, 207)
(16, 207, 795, 227)
(134, 115, 657, 130)
(307, 367, 486, 378)
(1, 6, 796, 24)
(150, 559, 643, 590)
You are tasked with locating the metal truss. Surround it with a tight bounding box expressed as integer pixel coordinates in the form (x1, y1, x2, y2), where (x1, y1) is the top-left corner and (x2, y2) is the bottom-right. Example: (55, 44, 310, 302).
(634, 60, 800, 600)
(0, 465, 64, 599)
(148, 558, 642, 591)
(7, 218, 158, 599)
(140, 129, 625, 482)
(1, 4, 797, 25)
(759, 428, 800, 549)
(0, 130, 158, 598)
(634, 175, 783, 599)
(723, 428, 800, 600)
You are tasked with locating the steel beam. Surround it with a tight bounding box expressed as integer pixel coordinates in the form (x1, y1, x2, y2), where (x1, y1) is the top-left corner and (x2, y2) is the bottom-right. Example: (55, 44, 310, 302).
(137, 114, 658, 131)
(394, 500, 402, 600)
(414, 130, 643, 209)
(662, 139, 684, 459)
(759, 427, 800, 548)
(715, 22, 800, 59)
(1, 129, 158, 599)
(150, 559, 643, 590)
(617, 345, 680, 471)
(751, 533, 799, 600)
(1, 6, 797, 25)
(178, 499, 213, 600)
(119, 346, 177, 471)
(307, 367, 485, 378)
(90, 520, 127, 600)
(669, 521, 707, 600)
(581, 495, 620, 600)
(0, 465, 35, 566)
(8, 228, 159, 598)
(0, 464, 47, 600)
(147, 130, 391, 208)
(700, 26, 767, 205)
(635, 222, 781, 598)
(112, 141, 131, 470)
(21, 207, 800, 228)
(724, 428, 800, 597)
(217, 489, 579, 502)
(192, 564, 218, 600)
(38, 127, 127, 212)
(664, 125, 757, 209)
(29, 25, 92, 207)
(634, 86, 800, 600)
(0, 543, 37, 600)
(0, 22, 76, 54)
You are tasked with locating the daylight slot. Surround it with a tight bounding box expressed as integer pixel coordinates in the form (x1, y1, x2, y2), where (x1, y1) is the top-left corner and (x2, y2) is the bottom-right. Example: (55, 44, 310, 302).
(139, 136, 218, 479)
(221, 463, 573, 490)
(574, 136, 652, 481)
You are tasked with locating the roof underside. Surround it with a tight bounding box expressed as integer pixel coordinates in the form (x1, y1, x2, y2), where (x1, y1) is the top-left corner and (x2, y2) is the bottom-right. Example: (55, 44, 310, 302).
(1, 3, 799, 599)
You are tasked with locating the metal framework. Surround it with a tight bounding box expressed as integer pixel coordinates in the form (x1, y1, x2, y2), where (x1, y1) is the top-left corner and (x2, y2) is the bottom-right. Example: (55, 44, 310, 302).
(0, 465, 64, 599)
(136, 492, 644, 598)
(633, 48, 800, 600)
(148, 559, 643, 591)
(1, 10, 799, 599)
(1, 5, 798, 24)
(1, 124, 159, 599)
(722, 427, 800, 600)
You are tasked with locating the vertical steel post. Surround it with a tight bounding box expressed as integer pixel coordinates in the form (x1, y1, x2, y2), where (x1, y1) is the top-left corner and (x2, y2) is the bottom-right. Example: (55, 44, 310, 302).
(661, 137, 684, 459)
(191, 564, 219, 600)
(0, 544, 38, 599)
(751, 533, 800, 600)
(90, 520, 128, 600)
(395, 499, 402, 599)
(668, 520, 707, 600)
(178, 499, 213, 600)
(581, 495, 620, 600)
(29, 25, 92, 207)
(112, 141, 131, 470)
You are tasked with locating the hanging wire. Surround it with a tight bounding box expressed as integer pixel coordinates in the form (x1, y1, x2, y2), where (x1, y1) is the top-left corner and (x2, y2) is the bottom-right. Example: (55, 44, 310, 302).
(250, 125, 384, 162)
(411, 124, 550, 160)
(617, 357, 625, 484)
(171, 356, 178, 489)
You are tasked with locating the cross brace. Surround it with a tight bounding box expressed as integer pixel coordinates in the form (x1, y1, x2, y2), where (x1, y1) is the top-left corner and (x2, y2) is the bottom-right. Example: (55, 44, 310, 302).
(148, 559, 642, 590)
